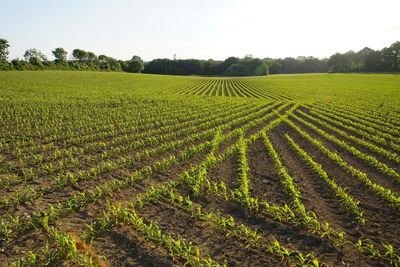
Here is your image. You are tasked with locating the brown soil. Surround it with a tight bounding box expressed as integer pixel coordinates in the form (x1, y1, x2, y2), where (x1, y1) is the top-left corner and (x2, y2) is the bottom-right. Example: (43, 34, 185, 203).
(137, 198, 284, 266)
(279, 121, 400, 248)
(247, 138, 289, 205)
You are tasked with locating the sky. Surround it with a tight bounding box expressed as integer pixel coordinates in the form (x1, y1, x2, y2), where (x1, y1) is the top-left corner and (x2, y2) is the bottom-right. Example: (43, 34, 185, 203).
(2, 0, 400, 61)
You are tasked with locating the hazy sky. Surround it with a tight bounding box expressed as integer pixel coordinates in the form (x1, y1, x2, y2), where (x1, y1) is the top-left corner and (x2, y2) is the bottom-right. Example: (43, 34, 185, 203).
(2, 0, 400, 61)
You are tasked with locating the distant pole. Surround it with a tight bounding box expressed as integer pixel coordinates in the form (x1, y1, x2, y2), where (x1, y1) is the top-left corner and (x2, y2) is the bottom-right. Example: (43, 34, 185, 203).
(173, 53, 177, 60)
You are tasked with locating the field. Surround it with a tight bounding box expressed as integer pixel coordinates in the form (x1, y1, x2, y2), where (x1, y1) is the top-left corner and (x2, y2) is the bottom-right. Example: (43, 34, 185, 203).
(1, 71, 400, 266)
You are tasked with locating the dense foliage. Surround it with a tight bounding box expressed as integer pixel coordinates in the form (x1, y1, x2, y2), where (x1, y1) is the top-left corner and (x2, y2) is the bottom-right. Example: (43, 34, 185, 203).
(327, 42, 400, 72)
(0, 38, 399, 74)
(0, 40, 144, 73)
(144, 56, 269, 76)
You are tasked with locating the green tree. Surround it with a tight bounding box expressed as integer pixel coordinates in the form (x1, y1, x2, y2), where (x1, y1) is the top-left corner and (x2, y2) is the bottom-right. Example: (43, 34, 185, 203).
(108, 57, 121, 71)
(86, 51, 99, 68)
(72, 49, 88, 62)
(380, 42, 400, 71)
(98, 54, 110, 69)
(0, 38, 10, 62)
(118, 60, 129, 71)
(24, 49, 47, 67)
(0, 39, 12, 70)
(99, 55, 121, 71)
(127, 55, 144, 73)
(52, 47, 68, 63)
(11, 58, 31, 70)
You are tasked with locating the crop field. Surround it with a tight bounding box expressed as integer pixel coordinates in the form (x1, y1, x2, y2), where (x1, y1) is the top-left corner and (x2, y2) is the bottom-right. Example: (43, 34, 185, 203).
(1, 71, 400, 266)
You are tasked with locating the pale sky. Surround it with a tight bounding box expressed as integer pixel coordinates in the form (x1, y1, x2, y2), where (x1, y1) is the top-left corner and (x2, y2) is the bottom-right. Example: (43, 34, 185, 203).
(2, 0, 400, 61)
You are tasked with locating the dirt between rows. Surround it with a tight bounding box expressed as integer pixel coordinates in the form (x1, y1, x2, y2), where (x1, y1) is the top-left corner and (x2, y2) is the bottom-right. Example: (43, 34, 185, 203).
(275, 121, 400, 249)
(2, 112, 399, 266)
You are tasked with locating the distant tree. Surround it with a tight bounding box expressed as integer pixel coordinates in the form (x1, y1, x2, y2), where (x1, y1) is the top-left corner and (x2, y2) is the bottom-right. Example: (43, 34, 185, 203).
(0, 39, 11, 70)
(224, 63, 250, 76)
(223, 58, 267, 76)
(99, 55, 121, 71)
(268, 59, 282, 74)
(24, 49, 47, 67)
(127, 55, 144, 73)
(364, 50, 380, 72)
(216, 57, 239, 74)
(11, 58, 31, 70)
(98, 54, 110, 69)
(86, 51, 99, 68)
(0, 39, 10, 62)
(202, 59, 222, 76)
(72, 49, 88, 62)
(52, 47, 67, 63)
(380, 42, 400, 71)
(328, 53, 347, 72)
(355, 47, 376, 71)
(108, 57, 121, 71)
(118, 60, 129, 72)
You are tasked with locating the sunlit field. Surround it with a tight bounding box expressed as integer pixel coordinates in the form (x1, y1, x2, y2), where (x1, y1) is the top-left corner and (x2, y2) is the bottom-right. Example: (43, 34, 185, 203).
(1, 71, 400, 266)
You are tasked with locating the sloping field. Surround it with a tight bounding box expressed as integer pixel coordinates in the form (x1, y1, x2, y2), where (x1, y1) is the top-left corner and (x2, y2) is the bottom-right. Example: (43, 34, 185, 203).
(1, 71, 400, 266)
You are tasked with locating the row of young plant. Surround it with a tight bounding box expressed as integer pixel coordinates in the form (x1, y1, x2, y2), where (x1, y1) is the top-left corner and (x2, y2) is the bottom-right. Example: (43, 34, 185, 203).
(261, 132, 345, 242)
(0, 99, 177, 149)
(165, 190, 321, 266)
(221, 112, 400, 266)
(291, 113, 400, 185)
(3, 98, 245, 161)
(311, 102, 400, 139)
(328, 102, 400, 131)
(284, 133, 365, 223)
(315, 101, 400, 129)
(179, 103, 297, 199)
(5, 118, 240, 266)
(0, 101, 282, 244)
(78, 125, 320, 266)
(20, 101, 263, 164)
(172, 79, 205, 95)
(0, 101, 279, 210)
(182, 106, 349, 243)
(74, 105, 379, 266)
(248, 80, 297, 101)
(49, 101, 284, 188)
(2, 101, 290, 264)
(189, 78, 247, 97)
(308, 102, 400, 147)
(0, 126, 212, 211)
(284, 118, 400, 211)
(0, 100, 247, 186)
(282, 118, 400, 266)
(233, 79, 282, 100)
(13, 198, 226, 266)
(0, 137, 211, 244)
(1, 97, 237, 160)
(334, 100, 400, 126)
(129, 107, 339, 263)
(305, 106, 400, 154)
(204, 108, 400, 266)
(11, 223, 109, 267)
(182, 79, 215, 96)
(179, 78, 280, 100)
(296, 109, 400, 165)
(0, 119, 222, 211)
(2, 100, 262, 182)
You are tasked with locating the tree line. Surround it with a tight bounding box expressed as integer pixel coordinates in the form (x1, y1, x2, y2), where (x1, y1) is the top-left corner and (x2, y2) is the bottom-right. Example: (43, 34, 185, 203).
(0, 38, 399, 75)
(0, 39, 144, 73)
(144, 56, 268, 76)
(327, 42, 400, 72)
